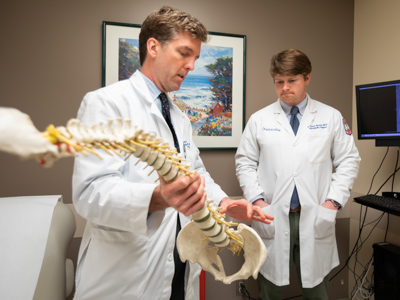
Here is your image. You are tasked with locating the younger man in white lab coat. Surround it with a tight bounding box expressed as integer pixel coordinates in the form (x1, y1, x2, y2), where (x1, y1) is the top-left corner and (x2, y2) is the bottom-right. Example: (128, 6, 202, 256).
(235, 49, 360, 300)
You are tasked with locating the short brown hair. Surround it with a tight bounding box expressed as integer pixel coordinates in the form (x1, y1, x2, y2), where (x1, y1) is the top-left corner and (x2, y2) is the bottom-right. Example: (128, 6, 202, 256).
(139, 6, 208, 65)
(270, 49, 312, 79)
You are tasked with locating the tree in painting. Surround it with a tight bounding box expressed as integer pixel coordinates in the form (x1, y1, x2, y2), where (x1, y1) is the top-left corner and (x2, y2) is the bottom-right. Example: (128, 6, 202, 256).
(171, 44, 234, 138)
(205, 57, 232, 112)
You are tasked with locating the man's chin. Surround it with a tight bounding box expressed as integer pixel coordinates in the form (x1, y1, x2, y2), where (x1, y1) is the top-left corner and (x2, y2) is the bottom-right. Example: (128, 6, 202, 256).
(170, 84, 183, 92)
(280, 95, 292, 102)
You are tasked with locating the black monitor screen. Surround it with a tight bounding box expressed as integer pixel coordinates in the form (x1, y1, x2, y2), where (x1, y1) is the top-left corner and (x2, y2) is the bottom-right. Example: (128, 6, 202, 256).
(356, 80, 400, 146)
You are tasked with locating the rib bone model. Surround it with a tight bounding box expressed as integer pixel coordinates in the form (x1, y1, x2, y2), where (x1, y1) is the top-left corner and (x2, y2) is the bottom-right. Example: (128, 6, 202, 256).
(0, 107, 267, 284)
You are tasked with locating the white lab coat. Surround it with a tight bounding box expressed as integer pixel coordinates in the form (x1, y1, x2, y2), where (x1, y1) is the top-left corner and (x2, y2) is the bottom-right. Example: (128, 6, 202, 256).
(72, 71, 228, 300)
(235, 97, 360, 288)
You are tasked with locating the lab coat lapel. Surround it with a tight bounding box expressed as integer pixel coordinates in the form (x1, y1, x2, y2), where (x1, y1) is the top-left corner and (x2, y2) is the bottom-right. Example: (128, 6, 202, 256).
(129, 71, 153, 105)
(129, 71, 174, 143)
(273, 100, 293, 135)
(296, 96, 317, 138)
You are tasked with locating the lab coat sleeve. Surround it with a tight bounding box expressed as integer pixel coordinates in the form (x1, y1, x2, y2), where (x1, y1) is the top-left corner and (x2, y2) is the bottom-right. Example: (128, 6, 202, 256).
(235, 115, 265, 201)
(326, 112, 361, 206)
(72, 90, 156, 236)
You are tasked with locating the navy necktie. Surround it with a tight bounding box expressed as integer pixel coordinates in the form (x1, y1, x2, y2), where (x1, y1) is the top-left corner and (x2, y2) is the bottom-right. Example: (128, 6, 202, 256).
(159, 93, 185, 299)
(160, 93, 180, 153)
(290, 106, 300, 209)
(290, 106, 300, 135)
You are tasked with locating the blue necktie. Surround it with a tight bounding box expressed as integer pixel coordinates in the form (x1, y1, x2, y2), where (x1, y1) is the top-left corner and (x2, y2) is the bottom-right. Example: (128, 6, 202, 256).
(159, 92, 185, 299)
(290, 106, 299, 135)
(290, 106, 300, 209)
(160, 93, 180, 153)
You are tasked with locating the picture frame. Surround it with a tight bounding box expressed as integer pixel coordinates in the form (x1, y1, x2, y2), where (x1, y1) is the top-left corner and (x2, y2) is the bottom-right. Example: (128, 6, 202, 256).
(102, 21, 246, 150)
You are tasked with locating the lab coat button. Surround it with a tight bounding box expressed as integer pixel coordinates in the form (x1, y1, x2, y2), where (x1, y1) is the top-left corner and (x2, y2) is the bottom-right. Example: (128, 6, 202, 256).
(285, 203, 289, 208)
(293, 172, 298, 177)
(284, 232, 289, 237)
(168, 254, 173, 261)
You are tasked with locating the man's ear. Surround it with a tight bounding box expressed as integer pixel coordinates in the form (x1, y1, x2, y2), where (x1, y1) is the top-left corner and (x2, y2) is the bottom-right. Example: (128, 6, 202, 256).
(305, 73, 311, 85)
(146, 38, 159, 59)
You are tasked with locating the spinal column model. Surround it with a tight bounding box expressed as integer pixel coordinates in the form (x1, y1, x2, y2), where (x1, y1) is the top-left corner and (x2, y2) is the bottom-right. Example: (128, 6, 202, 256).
(0, 107, 267, 284)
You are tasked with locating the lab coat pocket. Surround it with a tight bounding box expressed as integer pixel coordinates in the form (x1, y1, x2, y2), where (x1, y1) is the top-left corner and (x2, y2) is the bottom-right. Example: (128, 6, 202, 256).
(305, 132, 333, 164)
(314, 206, 337, 239)
(251, 205, 275, 239)
(78, 228, 148, 298)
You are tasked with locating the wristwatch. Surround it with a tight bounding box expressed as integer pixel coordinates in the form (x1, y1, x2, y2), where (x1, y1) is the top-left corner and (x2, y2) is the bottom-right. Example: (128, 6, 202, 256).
(327, 199, 341, 209)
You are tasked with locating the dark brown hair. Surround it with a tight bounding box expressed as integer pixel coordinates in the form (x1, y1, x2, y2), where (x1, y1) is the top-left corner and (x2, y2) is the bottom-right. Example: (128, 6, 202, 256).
(270, 49, 312, 79)
(139, 6, 208, 65)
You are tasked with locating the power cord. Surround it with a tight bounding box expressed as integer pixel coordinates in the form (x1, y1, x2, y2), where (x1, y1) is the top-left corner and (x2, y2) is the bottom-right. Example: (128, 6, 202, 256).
(351, 258, 374, 300)
(331, 146, 397, 300)
(349, 147, 397, 299)
(238, 282, 257, 300)
(330, 147, 391, 282)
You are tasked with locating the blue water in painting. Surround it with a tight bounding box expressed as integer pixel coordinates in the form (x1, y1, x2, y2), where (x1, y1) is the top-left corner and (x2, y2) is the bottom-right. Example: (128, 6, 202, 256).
(172, 75, 215, 109)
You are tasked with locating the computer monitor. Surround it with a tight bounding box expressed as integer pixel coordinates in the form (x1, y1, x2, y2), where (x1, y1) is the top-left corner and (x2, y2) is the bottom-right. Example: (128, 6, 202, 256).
(356, 79, 400, 147)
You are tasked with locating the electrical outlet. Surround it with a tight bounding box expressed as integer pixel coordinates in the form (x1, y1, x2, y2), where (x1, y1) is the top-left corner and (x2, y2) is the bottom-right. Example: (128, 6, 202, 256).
(382, 192, 400, 199)
(236, 280, 245, 296)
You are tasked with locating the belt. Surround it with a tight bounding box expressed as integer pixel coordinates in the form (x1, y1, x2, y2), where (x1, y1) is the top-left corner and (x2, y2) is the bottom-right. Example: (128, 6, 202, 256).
(289, 205, 301, 212)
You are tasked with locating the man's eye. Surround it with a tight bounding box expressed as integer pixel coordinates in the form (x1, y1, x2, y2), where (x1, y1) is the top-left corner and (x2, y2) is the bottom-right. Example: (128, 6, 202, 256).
(180, 52, 189, 57)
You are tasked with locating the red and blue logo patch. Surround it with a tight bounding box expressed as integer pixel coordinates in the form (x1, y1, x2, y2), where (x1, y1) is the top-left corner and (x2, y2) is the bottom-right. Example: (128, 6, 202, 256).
(343, 118, 352, 135)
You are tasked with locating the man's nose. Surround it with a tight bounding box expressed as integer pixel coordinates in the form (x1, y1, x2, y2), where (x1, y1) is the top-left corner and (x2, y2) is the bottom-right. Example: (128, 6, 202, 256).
(185, 58, 195, 71)
(282, 82, 290, 90)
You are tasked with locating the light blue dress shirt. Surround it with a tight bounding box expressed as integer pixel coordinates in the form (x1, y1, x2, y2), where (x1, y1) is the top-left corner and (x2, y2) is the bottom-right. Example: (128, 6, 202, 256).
(138, 71, 163, 113)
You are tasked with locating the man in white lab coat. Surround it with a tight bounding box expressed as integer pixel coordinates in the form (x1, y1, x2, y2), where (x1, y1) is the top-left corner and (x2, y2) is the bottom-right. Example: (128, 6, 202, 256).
(72, 6, 272, 300)
(235, 49, 361, 300)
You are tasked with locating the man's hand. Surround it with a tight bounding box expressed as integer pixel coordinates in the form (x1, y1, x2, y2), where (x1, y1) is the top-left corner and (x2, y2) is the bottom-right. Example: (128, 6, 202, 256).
(150, 173, 206, 216)
(322, 200, 340, 210)
(219, 198, 274, 225)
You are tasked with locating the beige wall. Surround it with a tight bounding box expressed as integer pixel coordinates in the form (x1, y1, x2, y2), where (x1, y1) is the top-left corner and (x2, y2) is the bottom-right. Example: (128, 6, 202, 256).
(0, 0, 354, 202)
(0, 0, 356, 299)
(353, 0, 400, 195)
(350, 0, 400, 298)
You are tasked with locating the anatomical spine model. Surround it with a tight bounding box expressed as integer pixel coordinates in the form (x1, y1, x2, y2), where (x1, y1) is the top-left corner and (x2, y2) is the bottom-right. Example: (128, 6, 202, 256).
(0, 108, 267, 284)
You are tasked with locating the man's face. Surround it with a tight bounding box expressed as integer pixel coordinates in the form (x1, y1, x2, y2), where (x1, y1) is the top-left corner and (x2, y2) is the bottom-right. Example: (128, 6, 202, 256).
(152, 32, 201, 93)
(273, 74, 311, 106)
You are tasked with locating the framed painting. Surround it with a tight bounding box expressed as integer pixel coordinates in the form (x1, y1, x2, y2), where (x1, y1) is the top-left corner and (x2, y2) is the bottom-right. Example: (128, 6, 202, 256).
(103, 21, 246, 150)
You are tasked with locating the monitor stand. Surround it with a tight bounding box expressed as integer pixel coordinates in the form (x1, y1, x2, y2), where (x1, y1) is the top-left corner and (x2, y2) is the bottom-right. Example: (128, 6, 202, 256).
(375, 139, 400, 147)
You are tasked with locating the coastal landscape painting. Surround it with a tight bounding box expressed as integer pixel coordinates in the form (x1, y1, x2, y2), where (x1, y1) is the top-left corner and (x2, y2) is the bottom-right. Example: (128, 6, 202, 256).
(103, 22, 245, 149)
(171, 45, 233, 138)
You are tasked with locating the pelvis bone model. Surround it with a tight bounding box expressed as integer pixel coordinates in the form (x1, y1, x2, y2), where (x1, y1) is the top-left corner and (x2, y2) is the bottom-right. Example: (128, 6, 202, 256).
(0, 107, 267, 284)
